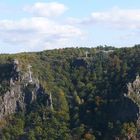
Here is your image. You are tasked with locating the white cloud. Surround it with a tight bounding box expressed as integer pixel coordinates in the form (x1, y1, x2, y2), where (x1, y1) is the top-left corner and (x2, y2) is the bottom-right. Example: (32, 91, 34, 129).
(90, 7, 140, 29)
(0, 2, 85, 52)
(24, 2, 68, 17)
(0, 17, 83, 50)
(68, 7, 140, 30)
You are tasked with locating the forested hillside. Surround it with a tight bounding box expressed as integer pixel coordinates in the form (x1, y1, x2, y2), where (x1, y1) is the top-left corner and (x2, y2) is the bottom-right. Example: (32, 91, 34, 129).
(0, 45, 140, 140)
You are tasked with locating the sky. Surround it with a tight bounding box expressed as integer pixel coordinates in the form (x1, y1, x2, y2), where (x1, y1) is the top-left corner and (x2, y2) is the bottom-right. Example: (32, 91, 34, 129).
(0, 0, 140, 53)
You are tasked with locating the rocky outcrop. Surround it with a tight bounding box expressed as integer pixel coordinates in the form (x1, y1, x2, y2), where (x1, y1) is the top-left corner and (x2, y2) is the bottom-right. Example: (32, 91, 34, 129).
(0, 85, 21, 118)
(0, 59, 53, 119)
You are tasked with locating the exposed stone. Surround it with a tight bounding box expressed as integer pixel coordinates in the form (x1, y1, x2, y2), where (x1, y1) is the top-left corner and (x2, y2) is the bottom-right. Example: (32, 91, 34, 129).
(0, 85, 21, 119)
(125, 75, 140, 139)
(0, 60, 53, 119)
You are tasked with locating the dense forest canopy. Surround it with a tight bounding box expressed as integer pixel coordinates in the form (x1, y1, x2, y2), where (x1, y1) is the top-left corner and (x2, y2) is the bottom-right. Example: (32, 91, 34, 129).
(0, 45, 140, 140)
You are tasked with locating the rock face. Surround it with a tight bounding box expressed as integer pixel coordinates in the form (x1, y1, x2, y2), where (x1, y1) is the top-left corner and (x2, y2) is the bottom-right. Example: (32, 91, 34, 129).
(126, 75, 140, 139)
(0, 59, 52, 119)
(0, 84, 22, 119)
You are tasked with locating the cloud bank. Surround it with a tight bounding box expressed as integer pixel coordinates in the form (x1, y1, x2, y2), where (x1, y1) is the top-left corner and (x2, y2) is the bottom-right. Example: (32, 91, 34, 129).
(71, 7, 140, 30)
(0, 2, 83, 51)
(0, 3, 139, 53)
(24, 2, 68, 17)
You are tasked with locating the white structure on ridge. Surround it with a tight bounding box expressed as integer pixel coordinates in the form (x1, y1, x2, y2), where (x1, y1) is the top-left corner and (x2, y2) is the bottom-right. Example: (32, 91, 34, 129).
(27, 64, 33, 83)
(49, 93, 53, 110)
(85, 51, 89, 58)
(13, 59, 20, 72)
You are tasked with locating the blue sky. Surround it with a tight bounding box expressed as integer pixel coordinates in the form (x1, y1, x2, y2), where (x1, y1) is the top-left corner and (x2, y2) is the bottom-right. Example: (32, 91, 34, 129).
(0, 0, 140, 53)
